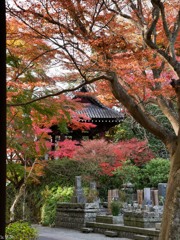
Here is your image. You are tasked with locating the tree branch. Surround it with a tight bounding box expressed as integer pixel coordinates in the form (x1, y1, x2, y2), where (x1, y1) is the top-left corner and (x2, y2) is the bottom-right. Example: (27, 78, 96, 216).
(109, 71, 176, 147)
(7, 75, 113, 107)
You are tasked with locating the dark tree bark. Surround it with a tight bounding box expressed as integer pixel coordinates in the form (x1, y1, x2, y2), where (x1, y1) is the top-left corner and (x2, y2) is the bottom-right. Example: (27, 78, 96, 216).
(0, 0, 6, 239)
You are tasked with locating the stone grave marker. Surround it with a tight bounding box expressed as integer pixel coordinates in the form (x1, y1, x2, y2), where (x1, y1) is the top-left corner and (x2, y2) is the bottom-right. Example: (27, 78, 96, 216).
(143, 188, 151, 205)
(137, 190, 143, 205)
(158, 183, 167, 204)
(72, 176, 86, 203)
(153, 190, 159, 206)
(108, 189, 119, 214)
(90, 181, 96, 190)
(87, 181, 100, 207)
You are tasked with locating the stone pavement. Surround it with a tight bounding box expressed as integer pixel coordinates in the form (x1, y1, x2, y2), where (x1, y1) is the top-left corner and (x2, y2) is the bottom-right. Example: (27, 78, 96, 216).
(35, 225, 132, 240)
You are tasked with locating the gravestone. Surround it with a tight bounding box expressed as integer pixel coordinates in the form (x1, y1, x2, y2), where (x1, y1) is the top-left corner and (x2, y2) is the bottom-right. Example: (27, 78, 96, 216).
(108, 189, 119, 213)
(90, 181, 97, 190)
(143, 188, 151, 205)
(89, 181, 99, 202)
(158, 183, 167, 205)
(153, 190, 159, 206)
(86, 181, 100, 208)
(137, 190, 143, 205)
(72, 176, 86, 203)
(151, 190, 155, 205)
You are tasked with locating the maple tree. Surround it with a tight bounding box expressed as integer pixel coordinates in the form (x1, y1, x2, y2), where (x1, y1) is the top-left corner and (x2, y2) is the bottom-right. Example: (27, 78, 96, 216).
(6, 0, 180, 238)
(73, 138, 153, 177)
(6, 17, 95, 222)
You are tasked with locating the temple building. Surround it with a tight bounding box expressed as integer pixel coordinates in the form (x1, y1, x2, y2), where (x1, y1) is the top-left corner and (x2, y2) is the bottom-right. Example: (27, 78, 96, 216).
(50, 87, 124, 143)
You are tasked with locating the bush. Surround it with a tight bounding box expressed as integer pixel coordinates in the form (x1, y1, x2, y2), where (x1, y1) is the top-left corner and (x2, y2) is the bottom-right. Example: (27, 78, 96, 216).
(42, 158, 83, 187)
(113, 158, 170, 190)
(113, 161, 140, 188)
(110, 200, 123, 216)
(140, 158, 170, 188)
(41, 186, 74, 226)
(6, 221, 38, 240)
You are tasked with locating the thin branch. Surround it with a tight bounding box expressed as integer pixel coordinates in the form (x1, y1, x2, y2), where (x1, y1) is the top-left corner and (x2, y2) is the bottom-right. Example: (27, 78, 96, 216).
(7, 75, 113, 107)
(9, 48, 58, 82)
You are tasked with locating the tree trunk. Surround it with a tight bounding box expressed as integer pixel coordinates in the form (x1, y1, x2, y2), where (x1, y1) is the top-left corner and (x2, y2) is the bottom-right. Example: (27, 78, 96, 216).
(9, 160, 37, 222)
(159, 141, 180, 240)
(9, 183, 26, 222)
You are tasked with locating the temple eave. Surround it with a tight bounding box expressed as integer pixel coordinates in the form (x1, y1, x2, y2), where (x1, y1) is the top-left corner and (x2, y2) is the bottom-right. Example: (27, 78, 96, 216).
(79, 118, 123, 123)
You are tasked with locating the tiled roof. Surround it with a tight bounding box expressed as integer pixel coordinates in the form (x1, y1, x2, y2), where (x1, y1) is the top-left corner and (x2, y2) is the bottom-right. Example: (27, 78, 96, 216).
(77, 105, 123, 120)
(72, 86, 124, 122)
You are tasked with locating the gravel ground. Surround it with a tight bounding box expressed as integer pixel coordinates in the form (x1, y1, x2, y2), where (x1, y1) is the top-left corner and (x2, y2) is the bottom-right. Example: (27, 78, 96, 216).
(34, 225, 132, 240)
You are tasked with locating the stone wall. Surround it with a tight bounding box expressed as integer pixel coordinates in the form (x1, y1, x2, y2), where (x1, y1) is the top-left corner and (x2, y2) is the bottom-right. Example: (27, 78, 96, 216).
(96, 215, 123, 224)
(86, 222, 159, 240)
(55, 203, 99, 229)
(123, 211, 162, 228)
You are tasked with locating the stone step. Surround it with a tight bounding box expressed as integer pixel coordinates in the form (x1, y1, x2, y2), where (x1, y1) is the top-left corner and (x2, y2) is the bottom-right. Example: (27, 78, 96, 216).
(134, 235, 150, 240)
(104, 230, 118, 237)
(81, 227, 93, 233)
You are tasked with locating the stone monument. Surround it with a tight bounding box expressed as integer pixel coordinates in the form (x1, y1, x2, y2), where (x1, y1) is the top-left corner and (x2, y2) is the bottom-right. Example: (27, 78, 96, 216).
(55, 176, 99, 229)
(153, 190, 159, 206)
(71, 176, 86, 203)
(143, 188, 151, 205)
(137, 190, 143, 205)
(108, 189, 119, 213)
(158, 183, 167, 204)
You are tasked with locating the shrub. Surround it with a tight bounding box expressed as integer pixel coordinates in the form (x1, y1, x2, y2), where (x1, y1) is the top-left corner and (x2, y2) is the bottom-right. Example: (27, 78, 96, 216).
(41, 186, 73, 226)
(6, 221, 38, 240)
(140, 158, 170, 188)
(113, 161, 140, 188)
(110, 199, 123, 216)
(42, 158, 83, 187)
(113, 158, 170, 189)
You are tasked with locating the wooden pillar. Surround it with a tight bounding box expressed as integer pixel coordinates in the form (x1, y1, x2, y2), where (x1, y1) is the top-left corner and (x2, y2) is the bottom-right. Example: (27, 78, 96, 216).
(51, 135, 56, 151)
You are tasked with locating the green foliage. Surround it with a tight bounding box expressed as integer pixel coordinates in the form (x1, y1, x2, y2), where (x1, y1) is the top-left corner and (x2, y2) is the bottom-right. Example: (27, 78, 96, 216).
(140, 158, 170, 188)
(7, 163, 25, 185)
(9, 158, 84, 223)
(85, 188, 99, 203)
(97, 174, 123, 201)
(6, 54, 21, 68)
(112, 158, 170, 190)
(41, 186, 73, 226)
(106, 121, 134, 142)
(110, 200, 123, 216)
(6, 221, 38, 240)
(119, 190, 127, 203)
(42, 158, 83, 187)
(113, 161, 140, 187)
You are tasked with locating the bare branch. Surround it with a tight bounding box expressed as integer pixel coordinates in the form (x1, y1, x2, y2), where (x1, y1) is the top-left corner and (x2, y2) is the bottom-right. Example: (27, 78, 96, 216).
(144, 3, 180, 77)
(7, 47, 57, 82)
(7, 75, 113, 107)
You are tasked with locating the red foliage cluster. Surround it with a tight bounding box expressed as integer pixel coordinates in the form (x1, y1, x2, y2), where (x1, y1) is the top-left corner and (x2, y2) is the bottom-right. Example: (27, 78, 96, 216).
(52, 138, 154, 176)
(100, 138, 154, 175)
(49, 139, 79, 159)
(115, 138, 155, 166)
